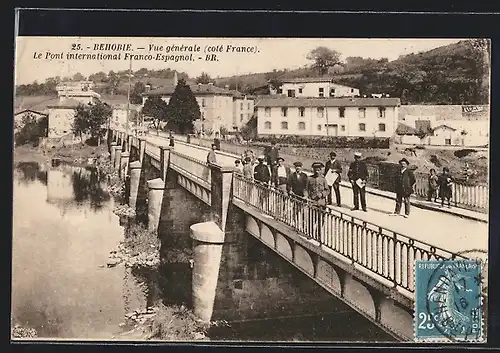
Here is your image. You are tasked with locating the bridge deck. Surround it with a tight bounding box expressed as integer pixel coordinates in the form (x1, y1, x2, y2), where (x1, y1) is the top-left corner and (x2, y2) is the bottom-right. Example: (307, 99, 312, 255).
(131, 131, 488, 254)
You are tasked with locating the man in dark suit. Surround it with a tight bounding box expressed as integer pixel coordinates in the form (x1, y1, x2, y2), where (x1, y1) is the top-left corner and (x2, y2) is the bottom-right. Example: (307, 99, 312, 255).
(268, 141, 280, 168)
(287, 161, 308, 198)
(347, 152, 369, 212)
(253, 155, 271, 213)
(324, 151, 343, 206)
(287, 161, 309, 228)
(390, 158, 416, 218)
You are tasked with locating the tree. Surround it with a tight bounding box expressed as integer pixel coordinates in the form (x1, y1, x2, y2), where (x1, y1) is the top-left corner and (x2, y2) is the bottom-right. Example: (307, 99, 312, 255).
(73, 72, 85, 81)
(142, 96, 169, 134)
(195, 72, 214, 84)
(14, 112, 47, 146)
(167, 79, 200, 134)
(306, 47, 342, 75)
(88, 71, 107, 82)
(72, 101, 112, 144)
(130, 81, 146, 104)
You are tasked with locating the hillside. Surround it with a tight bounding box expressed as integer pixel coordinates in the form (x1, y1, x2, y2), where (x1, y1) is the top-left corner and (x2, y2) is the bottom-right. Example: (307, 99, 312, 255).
(15, 39, 489, 105)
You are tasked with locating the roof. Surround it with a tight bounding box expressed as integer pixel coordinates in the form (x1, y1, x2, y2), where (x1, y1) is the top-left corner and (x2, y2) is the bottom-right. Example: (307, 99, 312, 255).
(142, 83, 236, 97)
(14, 109, 48, 117)
(255, 97, 401, 108)
(112, 103, 142, 111)
(433, 124, 457, 131)
(395, 122, 418, 135)
(47, 98, 85, 109)
(281, 77, 356, 87)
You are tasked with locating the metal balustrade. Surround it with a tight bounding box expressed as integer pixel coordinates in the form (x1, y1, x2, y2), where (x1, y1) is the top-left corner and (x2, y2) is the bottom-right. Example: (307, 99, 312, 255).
(232, 174, 465, 293)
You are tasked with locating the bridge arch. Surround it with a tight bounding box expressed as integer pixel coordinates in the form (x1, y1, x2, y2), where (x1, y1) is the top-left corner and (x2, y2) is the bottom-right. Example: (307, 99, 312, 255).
(275, 233, 293, 258)
(260, 223, 275, 247)
(294, 244, 315, 276)
(316, 259, 342, 295)
(246, 216, 260, 238)
(343, 274, 376, 320)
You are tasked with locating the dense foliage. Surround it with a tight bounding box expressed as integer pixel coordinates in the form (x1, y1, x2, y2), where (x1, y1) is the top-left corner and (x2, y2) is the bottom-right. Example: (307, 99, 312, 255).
(166, 79, 200, 134)
(141, 95, 169, 132)
(254, 135, 390, 149)
(14, 113, 48, 146)
(72, 101, 113, 143)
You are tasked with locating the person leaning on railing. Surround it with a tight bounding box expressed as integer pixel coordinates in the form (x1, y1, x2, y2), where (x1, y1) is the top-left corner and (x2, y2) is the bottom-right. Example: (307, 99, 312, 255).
(207, 144, 217, 165)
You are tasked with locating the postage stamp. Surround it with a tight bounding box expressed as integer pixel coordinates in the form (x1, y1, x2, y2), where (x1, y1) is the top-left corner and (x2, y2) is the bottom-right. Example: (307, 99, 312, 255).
(414, 259, 484, 343)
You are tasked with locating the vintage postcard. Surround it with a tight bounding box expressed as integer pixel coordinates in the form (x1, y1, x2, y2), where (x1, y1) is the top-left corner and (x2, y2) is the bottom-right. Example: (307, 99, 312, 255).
(12, 35, 490, 343)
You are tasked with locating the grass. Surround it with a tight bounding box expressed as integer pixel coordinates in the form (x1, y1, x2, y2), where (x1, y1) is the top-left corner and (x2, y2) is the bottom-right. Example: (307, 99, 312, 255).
(123, 223, 160, 256)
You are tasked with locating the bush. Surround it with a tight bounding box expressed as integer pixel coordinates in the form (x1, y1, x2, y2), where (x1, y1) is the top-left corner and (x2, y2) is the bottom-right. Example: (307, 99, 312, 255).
(254, 135, 390, 149)
(429, 154, 442, 168)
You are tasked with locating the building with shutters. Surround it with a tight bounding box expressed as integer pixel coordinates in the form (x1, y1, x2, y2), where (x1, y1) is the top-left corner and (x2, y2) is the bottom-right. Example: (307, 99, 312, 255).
(256, 97, 400, 138)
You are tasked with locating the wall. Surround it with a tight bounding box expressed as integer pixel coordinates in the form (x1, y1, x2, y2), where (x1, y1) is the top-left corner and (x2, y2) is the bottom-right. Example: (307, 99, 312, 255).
(257, 105, 397, 138)
(233, 98, 255, 130)
(280, 82, 359, 98)
(48, 108, 76, 138)
(399, 105, 489, 121)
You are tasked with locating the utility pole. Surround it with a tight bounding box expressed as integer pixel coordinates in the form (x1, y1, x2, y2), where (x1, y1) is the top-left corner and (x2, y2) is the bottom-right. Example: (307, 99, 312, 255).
(125, 57, 132, 149)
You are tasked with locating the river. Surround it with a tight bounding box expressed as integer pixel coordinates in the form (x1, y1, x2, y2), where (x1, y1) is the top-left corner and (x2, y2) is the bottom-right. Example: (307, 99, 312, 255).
(11, 161, 392, 342)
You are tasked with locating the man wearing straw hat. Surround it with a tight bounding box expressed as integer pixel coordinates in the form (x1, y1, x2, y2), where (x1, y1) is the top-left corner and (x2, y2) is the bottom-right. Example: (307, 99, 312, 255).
(347, 151, 369, 212)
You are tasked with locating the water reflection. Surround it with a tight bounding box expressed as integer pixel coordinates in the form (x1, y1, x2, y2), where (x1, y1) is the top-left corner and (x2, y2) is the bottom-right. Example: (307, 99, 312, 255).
(15, 162, 47, 185)
(11, 162, 149, 339)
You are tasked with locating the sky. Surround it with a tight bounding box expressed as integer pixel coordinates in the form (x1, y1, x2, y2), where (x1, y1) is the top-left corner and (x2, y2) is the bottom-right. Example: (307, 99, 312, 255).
(14, 37, 465, 85)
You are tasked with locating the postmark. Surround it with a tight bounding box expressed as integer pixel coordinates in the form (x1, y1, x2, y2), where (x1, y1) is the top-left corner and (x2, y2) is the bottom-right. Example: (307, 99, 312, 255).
(414, 250, 486, 343)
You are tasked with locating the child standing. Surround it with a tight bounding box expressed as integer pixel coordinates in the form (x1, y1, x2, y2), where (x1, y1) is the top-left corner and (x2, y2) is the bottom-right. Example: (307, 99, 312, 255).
(427, 168, 439, 202)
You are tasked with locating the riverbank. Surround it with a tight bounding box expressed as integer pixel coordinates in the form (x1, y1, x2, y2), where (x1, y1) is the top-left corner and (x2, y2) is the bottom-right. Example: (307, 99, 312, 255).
(14, 143, 109, 167)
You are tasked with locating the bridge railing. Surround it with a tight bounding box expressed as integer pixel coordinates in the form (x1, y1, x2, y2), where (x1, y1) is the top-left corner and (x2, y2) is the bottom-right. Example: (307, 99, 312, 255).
(232, 174, 465, 293)
(170, 151, 212, 186)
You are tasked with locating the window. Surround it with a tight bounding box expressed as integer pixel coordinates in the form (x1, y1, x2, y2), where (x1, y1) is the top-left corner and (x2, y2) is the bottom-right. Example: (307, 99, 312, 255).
(318, 87, 324, 97)
(317, 124, 322, 131)
(298, 122, 306, 130)
(202, 98, 206, 107)
(264, 121, 271, 129)
(445, 138, 451, 145)
(317, 107, 324, 118)
(299, 107, 305, 117)
(281, 107, 288, 117)
(240, 113, 244, 122)
(339, 107, 346, 118)
(359, 123, 366, 131)
(341, 125, 345, 131)
(277, 88, 282, 94)
(378, 123, 386, 132)
(247, 102, 250, 110)
(298, 88, 303, 94)
(240, 103, 243, 110)
(351, 88, 354, 93)
(281, 121, 288, 130)
(287, 89, 296, 98)
(378, 107, 386, 118)
(265, 107, 271, 117)
(358, 108, 366, 118)
(330, 88, 335, 97)
(201, 112, 205, 121)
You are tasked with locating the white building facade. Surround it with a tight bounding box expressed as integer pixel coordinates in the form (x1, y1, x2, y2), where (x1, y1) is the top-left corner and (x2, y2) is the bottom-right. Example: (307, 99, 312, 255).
(142, 82, 254, 133)
(256, 97, 400, 138)
(277, 77, 360, 98)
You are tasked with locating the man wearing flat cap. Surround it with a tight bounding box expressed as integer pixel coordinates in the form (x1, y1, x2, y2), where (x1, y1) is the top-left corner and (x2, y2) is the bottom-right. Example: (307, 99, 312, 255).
(390, 158, 416, 218)
(347, 152, 369, 212)
(254, 155, 272, 212)
(306, 162, 330, 240)
(287, 161, 309, 228)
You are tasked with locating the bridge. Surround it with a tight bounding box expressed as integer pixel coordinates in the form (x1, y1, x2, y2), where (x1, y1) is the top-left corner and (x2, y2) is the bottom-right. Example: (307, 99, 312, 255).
(108, 127, 488, 341)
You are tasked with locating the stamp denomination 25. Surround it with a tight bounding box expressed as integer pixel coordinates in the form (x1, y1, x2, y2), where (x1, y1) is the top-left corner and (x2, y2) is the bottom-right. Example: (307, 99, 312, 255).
(414, 259, 483, 343)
